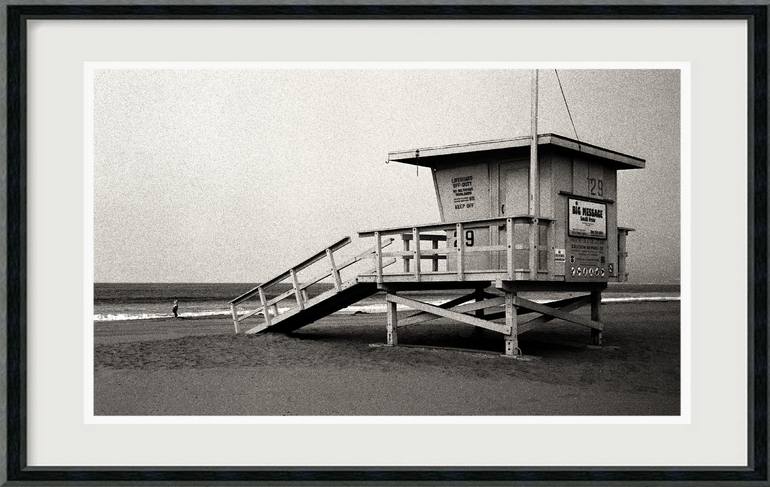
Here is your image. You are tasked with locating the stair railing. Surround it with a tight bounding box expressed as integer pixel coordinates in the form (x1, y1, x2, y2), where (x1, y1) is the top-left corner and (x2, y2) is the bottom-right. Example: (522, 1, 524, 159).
(229, 236, 395, 333)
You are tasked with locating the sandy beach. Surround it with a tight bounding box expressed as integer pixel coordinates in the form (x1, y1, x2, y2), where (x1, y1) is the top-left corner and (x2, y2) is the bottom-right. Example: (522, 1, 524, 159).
(94, 300, 680, 416)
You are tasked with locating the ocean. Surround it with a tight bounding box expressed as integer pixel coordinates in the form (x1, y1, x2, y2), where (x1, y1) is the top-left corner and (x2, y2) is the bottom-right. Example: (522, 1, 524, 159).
(94, 282, 680, 323)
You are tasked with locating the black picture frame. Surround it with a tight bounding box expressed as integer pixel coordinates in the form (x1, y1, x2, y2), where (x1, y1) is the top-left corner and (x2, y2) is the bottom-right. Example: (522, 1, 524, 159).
(5, 4, 768, 484)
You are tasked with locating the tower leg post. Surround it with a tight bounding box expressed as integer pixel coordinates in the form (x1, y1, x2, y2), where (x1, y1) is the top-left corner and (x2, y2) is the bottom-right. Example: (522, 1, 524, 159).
(504, 291, 520, 356)
(386, 293, 398, 346)
(590, 289, 603, 346)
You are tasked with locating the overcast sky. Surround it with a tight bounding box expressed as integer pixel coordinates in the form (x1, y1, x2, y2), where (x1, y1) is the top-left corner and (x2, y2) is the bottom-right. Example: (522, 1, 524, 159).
(93, 68, 680, 283)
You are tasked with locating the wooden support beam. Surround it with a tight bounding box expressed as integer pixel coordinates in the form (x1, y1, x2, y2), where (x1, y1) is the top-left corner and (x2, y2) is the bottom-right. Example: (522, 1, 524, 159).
(413, 227, 421, 281)
(375, 231, 383, 284)
(432, 239, 439, 272)
(456, 222, 464, 281)
(400, 290, 480, 326)
(546, 221, 555, 278)
(504, 291, 520, 356)
(506, 218, 514, 279)
(399, 296, 505, 328)
(290, 268, 304, 310)
(513, 295, 603, 331)
(517, 294, 591, 335)
(386, 294, 510, 335)
(591, 289, 603, 345)
(230, 303, 240, 334)
(403, 236, 410, 273)
(258, 286, 272, 328)
(529, 220, 538, 279)
(326, 248, 343, 292)
(229, 236, 351, 305)
(386, 294, 398, 345)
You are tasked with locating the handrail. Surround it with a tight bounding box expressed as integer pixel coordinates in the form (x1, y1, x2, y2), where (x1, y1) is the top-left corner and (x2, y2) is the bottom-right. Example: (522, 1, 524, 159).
(361, 215, 556, 282)
(400, 234, 447, 242)
(232, 237, 395, 326)
(358, 215, 553, 237)
(230, 236, 351, 305)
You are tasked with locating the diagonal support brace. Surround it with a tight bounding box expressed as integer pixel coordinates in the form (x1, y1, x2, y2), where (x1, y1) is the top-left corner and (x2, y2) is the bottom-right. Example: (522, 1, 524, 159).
(386, 294, 511, 335)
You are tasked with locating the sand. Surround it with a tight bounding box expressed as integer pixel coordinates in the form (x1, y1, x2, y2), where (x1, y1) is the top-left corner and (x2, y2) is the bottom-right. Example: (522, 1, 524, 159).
(94, 301, 680, 416)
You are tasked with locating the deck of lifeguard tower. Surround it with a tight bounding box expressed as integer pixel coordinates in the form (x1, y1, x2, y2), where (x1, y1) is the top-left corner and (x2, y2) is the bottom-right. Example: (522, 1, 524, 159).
(229, 134, 644, 355)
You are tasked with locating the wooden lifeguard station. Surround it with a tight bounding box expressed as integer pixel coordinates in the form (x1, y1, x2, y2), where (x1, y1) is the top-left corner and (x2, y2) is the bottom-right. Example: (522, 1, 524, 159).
(229, 71, 644, 356)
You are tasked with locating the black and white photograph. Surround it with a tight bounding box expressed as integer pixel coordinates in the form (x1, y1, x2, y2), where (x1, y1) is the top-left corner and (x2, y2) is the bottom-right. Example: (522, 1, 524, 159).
(91, 66, 681, 416)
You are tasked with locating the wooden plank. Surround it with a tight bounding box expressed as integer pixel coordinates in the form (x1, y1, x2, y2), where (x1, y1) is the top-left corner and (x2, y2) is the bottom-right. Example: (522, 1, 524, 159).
(264, 287, 297, 309)
(290, 268, 304, 310)
(591, 289, 603, 345)
(364, 257, 397, 277)
(546, 220, 555, 278)
(300, 285, 341, 309)
(399, 291, 479, 326)
(464, 245, 507, 253)
(504, 292, 518, 356)
(358, 271, 508, 283)
(506, 218, 514, 279)
(399, 296, 506, 327)
(326, 248, 342, 292)
(358, 215, 543, 238)
(285, 236, 351, 277)
(258, 286, 272, 328)
(386, 294, 511, 335)
(403, 236, 410, 272)
(375, 231, 383, 284)
(238, 305, 265, 322)
(401, 233, 447, 242)
(230, 303, 240, 334)
(382, 250, 416, 258)
(335, 238, 394, 273)
(293, 240, 395, 294)
(517, 295, 591, 334)
(413, 227, 421, 281)
(229, 275, 287, 305)
(390, 254, 444, 262)
(456, 223, 464, 281)
(386, 295, 398, 345)
(513, 296, 603, 331)
(230, 236, 352, 305)
(488, 223, 499, 269)
(412, 248, 450, 257)
(528, 221, 537, 279)
(432, 240, 439, 272)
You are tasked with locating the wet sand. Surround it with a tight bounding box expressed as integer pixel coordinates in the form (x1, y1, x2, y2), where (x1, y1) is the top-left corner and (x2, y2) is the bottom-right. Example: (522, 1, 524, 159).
(94, 301, 680, 416)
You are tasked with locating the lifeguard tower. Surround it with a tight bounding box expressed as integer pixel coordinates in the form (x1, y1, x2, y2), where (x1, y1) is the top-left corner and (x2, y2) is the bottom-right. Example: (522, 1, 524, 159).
(229, 71, 644, 356)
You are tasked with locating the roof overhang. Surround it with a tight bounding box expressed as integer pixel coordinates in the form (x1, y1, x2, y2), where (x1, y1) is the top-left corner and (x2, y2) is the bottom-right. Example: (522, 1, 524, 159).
(388, 133, 645, 170)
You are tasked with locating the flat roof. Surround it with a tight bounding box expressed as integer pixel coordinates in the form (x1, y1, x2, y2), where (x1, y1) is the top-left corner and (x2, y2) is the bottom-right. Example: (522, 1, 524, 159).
(388, 133, 645, 170)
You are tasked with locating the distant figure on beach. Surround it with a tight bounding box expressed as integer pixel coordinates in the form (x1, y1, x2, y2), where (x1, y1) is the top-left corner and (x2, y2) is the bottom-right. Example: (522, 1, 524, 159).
(172, 299, 179, 319)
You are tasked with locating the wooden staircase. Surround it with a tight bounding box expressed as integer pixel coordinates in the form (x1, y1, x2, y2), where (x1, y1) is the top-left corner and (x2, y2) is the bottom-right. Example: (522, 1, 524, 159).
(229, 236, 395, 335)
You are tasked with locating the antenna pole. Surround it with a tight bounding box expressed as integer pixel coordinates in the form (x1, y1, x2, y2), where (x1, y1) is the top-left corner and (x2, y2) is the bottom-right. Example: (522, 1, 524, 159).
(529, 69, 539, 217)
(528, 69, 540, 279)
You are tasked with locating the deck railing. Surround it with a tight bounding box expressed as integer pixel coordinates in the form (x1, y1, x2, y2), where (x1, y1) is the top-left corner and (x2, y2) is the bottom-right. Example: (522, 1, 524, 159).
(228, 236, 394, 333)
(358, 215, 554, 282)
(617, 226, 634, 282)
